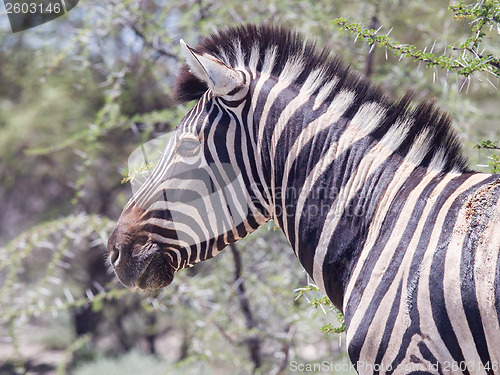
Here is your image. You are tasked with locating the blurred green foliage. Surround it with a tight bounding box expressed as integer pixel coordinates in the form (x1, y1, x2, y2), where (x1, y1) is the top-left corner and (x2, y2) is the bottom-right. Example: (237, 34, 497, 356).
(0, 0, 498, 374)
(474, 140, 500, 172)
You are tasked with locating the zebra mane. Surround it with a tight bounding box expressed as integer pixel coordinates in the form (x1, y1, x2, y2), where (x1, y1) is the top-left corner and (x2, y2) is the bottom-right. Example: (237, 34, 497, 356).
(174, 24, 470, 173)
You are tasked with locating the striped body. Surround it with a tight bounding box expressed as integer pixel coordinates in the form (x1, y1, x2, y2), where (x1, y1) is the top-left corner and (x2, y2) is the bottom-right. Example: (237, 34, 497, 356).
(108, 25, 500, 373)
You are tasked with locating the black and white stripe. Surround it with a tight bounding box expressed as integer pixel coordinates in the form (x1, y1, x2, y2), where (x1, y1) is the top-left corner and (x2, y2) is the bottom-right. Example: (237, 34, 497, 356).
(108, 25, 500, 374)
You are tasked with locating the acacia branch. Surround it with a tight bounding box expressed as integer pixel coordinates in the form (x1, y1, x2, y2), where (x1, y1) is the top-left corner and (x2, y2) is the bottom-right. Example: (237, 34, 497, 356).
(333, 5, 500, 78)
(229, 243, 262, 371)
(122, 18, 178, 60)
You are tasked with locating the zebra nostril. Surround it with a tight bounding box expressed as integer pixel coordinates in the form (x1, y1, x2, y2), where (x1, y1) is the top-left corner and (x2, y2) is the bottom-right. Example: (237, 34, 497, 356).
(109, 244, 121, 267)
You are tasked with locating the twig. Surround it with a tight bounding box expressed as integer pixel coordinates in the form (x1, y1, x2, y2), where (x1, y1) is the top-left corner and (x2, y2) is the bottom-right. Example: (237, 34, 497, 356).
(126, 19, 178, 60)
(364, 6, 380, 78)
(229, 243, 262, 371)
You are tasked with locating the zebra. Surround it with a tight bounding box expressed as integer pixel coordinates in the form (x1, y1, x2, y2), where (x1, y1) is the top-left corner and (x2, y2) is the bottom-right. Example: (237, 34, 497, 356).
(107, 25, 500, 374)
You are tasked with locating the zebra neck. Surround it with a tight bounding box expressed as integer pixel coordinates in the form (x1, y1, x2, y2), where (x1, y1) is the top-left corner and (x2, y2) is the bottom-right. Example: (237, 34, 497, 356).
(255, 87, 441, 309)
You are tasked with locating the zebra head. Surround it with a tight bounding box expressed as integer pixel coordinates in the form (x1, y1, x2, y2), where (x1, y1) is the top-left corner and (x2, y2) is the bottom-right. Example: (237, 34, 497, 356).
(108, 39, 270, 290)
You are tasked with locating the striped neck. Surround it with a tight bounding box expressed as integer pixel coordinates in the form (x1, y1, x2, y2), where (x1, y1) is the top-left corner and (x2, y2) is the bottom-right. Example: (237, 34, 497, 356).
(250, 75, 470, 309)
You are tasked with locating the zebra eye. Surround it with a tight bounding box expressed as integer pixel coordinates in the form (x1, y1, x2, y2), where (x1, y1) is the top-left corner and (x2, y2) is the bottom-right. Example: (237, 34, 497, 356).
(176, 138, 201, 157)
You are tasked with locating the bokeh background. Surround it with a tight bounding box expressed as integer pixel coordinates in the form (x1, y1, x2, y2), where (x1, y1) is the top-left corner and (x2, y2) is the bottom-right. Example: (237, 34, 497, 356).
(0, 1, 499, 374)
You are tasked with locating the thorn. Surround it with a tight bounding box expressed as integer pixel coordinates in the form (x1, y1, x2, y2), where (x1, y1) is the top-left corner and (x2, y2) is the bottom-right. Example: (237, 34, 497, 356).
(482, 72, 498, 90)
(459, 77, 467, 92)
(430, 40, 437, 54)
(92, 281, 106, 294)
(85, 289, 95, 300)
(64, 287, 75, 303)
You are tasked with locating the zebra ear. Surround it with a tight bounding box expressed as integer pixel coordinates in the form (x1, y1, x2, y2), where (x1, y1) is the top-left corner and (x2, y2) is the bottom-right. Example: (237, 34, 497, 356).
(180, 39, 244, 97)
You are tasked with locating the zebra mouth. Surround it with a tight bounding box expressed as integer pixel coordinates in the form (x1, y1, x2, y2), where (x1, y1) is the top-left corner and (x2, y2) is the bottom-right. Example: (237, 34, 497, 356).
(135, 253, 175, 291)
(136, 254, 156, 290)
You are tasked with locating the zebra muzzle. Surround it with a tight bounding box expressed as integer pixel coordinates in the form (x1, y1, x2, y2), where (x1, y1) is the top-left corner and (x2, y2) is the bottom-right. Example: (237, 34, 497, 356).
(108, 207, 175, 290)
